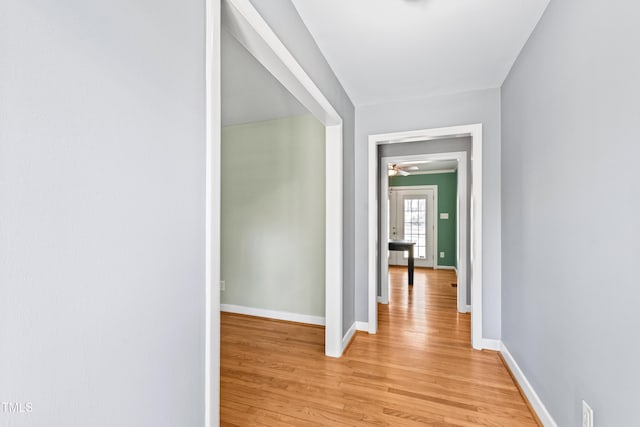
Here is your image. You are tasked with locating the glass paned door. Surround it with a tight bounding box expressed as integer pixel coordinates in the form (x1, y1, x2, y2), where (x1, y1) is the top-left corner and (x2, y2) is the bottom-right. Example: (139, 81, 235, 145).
(388, 188, 435, 268)
(403, 197, 427, 259)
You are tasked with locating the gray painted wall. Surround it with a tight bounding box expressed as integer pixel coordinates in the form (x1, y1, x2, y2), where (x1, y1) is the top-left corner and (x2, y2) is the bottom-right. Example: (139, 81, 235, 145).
(221, 29, 308, 126)
(378, 138, 471, 303)
(501, 1, 640, 425)
(249, 0, 356, 336)
(355, 88, 502, 339)
(221, 115, 325, 317)
(0, 1, 205, 426)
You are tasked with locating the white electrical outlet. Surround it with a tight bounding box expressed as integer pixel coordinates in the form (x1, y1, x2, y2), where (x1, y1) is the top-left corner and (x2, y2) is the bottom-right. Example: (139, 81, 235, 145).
(582, 400, 594, 427)
(220, 280, 225, 292)
(440, 252, 445, 258)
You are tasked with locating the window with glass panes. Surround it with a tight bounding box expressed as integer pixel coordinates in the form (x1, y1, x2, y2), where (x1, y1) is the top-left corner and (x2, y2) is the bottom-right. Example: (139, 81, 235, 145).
(403, 198, 426, 258)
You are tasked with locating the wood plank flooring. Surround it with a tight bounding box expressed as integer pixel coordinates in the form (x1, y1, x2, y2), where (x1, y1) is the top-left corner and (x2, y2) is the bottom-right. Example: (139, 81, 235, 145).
(221, 266, 539, 426)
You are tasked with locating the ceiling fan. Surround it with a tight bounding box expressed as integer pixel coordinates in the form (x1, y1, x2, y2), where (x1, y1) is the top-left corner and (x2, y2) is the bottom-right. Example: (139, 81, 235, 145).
(388, 163, 419, 177)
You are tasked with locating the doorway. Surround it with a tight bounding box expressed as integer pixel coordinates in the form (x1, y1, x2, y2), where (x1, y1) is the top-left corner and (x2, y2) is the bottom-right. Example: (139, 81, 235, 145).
(217, 0, 344, 356)
(388, 186, 437, 268)
(206, 0, 345, 424)
(368, 125, 483, 350)
(379, 151, 468, 314)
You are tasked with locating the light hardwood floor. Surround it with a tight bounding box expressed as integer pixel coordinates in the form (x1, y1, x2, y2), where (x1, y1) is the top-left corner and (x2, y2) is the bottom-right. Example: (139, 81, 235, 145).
(221, 266, 539, 426)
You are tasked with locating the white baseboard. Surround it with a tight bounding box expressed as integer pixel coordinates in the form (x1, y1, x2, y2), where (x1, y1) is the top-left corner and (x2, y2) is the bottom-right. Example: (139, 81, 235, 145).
(481, 338, 501, 351)
(501, 343, 557, 427)
(435, 265, 457, 271)
(377, 296, 389, 304)
(341, 322, 357, 354)
(355, 321, 369, 331)
(220, 304, 325, 326)
(458, 304, 472, 313)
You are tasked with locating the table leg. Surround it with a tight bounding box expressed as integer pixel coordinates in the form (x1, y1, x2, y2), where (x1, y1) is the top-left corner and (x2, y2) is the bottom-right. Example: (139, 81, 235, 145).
(408, 246, 414, 285)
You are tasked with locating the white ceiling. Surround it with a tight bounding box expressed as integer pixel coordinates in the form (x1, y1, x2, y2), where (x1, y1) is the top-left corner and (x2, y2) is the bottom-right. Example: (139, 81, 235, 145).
(221, 29, 309, 126)
(392, 159, 458, 174)
(291, 0, 550, 106)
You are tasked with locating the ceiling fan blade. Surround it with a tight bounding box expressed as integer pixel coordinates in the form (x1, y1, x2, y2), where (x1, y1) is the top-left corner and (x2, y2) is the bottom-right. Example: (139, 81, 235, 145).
(406, 166, 419, 171)
(398, 169, 410, 176)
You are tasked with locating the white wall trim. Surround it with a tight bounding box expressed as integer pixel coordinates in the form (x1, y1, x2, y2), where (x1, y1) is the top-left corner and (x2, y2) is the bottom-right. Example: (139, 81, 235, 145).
(222, 0, 344, 358)
(341, 322, 357, 354)
(221, 304, 326, 326)
(435, 265, 457, 271)
(377, 296, 387, 304)
(324, 124, 344, 357)
(501, 343, 558, 427)
(368, 125, 481, 349)
(355, 321, 369, 331)
(481, 339, 501, 351)
(463, 304, 471, 313)
(205, 1, 221, 425)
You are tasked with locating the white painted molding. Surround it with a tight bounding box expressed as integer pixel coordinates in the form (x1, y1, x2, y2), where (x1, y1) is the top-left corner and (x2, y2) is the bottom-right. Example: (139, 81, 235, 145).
(340, 322, 357, 355)
(221, 304, 325, 326)
(205, 1, 221, 426)
(367, 135, 378, 335)
(463, 304, 472, 313)
(355, 321, 369, 331)
(324, 123, 344, 357)
(501, 343, 558, 427)
(377, 296, 388, 304)
(481, 338, 501, 351)
(435, 265, 456, 271)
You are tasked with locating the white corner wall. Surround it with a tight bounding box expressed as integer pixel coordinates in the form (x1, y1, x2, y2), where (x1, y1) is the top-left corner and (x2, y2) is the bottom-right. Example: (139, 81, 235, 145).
(221, 115, 326, 318)
(0, 1, 207, 425)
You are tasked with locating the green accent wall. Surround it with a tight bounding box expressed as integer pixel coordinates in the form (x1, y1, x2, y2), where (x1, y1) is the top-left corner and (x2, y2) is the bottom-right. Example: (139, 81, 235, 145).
(390, 172, 457, 267)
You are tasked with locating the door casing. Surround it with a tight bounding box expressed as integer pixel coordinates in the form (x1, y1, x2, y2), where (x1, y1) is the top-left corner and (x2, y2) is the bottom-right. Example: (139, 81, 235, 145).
(371, 144, 477, 349)
(380, 153, 467, 314)
(388, 186, 437, 268)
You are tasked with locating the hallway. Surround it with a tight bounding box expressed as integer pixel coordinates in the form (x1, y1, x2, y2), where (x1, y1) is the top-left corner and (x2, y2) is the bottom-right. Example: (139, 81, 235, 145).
(220, 267, 539, 426)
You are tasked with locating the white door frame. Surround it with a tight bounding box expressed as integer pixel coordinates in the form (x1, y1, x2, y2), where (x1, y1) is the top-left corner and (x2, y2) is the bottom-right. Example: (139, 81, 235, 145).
(207, 0, 345, 424)
(380, 154, 468, 313)
(388, 186, 437, 268)
(205, 1, 221, 426)
(367, 124, 482, 351)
